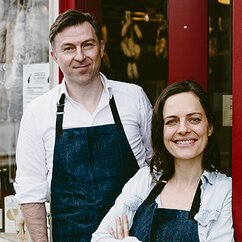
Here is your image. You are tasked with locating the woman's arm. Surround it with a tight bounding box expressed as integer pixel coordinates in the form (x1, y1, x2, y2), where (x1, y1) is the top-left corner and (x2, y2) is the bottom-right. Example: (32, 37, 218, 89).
(204, 177, 234, 242)
(91, 167, 152, 242)
(205, 197, 234, 242)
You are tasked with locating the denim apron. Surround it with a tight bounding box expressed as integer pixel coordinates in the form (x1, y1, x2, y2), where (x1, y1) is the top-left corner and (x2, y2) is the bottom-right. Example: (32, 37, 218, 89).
(51, 94, 139, 242)
(130, 180, 202, 242)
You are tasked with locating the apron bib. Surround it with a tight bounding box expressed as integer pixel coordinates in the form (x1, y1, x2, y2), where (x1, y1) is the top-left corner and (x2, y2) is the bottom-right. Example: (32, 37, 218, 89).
(51, 94, 139, 242)
(130, 180, 202, 242)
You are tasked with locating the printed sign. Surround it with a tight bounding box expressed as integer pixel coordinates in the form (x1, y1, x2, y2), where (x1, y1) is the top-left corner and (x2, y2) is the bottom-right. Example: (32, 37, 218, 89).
(23, 63, 50, 112)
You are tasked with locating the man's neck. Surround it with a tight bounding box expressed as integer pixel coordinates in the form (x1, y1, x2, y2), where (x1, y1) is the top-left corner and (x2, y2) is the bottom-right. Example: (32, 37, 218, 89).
(65, 78, 104, 113)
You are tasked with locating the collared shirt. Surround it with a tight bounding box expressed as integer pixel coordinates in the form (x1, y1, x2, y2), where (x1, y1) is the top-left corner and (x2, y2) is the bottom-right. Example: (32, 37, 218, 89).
(14, 73, 153, 204)
(92, 167, 234, 242)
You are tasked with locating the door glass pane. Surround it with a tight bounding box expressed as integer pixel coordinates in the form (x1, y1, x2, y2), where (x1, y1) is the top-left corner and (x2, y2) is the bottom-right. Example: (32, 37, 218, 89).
(208, 0, 232, 176)
(0, 0, 49, 198)
(100, 0, 168, 104)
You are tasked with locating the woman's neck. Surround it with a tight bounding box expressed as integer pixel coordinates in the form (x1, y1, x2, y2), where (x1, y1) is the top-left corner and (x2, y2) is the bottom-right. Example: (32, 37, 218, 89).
(171, 163, 203, 187)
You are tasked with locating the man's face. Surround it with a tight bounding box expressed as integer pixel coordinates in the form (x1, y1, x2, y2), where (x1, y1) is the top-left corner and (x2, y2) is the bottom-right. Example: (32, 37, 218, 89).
(51, 22, 104, 85)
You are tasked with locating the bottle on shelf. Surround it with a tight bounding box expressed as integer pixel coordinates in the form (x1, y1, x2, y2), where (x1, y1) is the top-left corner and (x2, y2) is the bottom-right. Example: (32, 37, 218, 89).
(0, 167, 15, 232)
(0, 168, 4, 232)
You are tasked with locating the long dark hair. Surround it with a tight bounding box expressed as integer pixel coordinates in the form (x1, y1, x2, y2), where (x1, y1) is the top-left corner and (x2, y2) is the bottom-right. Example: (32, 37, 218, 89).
(150, 80, 220, 181)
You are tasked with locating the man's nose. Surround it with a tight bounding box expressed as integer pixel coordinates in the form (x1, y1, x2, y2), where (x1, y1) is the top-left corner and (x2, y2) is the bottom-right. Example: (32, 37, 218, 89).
(74, 47, 86, 61)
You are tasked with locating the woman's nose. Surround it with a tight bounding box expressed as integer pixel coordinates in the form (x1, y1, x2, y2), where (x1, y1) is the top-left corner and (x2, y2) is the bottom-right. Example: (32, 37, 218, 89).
(177, 120, 190, 134)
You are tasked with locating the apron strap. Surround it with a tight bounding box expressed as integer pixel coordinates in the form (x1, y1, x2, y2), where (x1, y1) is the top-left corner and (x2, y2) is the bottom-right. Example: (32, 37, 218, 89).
(143, 181, 167, 207)
(143, 178, 202, 220)
(189, 180, 202, 219)
(55, 94, 123, 137)
(55, 93, 65, 137)
(109, 96, 123, 130)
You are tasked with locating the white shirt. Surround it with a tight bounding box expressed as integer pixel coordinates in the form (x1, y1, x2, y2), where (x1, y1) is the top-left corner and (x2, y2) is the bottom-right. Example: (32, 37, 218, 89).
(92, 167, 234, 242)
(14, 73, 153, 204)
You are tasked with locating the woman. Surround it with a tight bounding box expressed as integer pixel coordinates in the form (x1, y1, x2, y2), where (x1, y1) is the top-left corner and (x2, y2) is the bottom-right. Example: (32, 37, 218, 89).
(92, 80, 234, 242)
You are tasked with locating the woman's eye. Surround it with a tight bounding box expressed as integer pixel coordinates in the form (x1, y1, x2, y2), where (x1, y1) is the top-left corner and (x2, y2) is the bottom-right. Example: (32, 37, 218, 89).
(190, 117, 201, 124)
(165, 119, 177, 126)
(82, 42, 95, 50)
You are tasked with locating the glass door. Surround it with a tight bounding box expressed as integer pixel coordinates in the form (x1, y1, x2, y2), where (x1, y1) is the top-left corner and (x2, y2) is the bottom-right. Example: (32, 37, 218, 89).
(208, 0, 232, 176)
(100, 0, 168, 104)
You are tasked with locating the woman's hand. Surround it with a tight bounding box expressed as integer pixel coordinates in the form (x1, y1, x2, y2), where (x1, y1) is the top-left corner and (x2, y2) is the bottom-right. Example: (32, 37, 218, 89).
(108, 215, 129, 239)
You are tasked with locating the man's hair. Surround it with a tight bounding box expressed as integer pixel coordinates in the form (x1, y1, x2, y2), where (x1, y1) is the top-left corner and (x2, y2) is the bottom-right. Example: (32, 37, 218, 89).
(49, 9, 102, 48)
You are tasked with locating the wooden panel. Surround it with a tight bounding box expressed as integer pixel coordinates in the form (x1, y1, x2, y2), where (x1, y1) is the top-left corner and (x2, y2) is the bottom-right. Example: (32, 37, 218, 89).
(232, 0, 242, 240)
(168, 0, 208, 90)
(59, 0, 76, 12)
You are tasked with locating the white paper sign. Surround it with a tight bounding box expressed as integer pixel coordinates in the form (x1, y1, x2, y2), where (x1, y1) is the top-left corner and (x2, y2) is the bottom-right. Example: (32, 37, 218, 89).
(222, 95, 232, 127)
(23, 63, 50, 112)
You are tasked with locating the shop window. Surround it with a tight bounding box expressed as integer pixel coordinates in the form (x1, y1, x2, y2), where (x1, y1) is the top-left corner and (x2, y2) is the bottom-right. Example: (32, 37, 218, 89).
(100, 0, 168, 104)
(0, 0, 49, 234)
(208, 0, 232, 176)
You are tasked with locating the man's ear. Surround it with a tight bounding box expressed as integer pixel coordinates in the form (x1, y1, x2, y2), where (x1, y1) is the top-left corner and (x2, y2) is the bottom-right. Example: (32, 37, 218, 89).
(51, 51, 58, 63)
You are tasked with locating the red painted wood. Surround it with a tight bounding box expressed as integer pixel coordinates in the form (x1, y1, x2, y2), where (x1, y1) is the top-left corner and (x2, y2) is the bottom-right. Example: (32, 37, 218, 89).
(168, 0, 208, 90)
(59, 0, 76, 12)
(232, 0, 242, 240)
(58, 0, 86, 82)
(58, 0, 77, 82)
(75, 1, 85, 12)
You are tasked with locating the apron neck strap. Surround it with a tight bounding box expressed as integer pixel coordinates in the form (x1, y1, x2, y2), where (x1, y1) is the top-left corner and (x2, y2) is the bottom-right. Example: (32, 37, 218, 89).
(143, 180, 167, 207)
(56, 93, 65, 137)
(189, 180, 202, 219)
(109, 96, 123, 130)
(143, 178, 202, 219)
(55, 94, 123, 137)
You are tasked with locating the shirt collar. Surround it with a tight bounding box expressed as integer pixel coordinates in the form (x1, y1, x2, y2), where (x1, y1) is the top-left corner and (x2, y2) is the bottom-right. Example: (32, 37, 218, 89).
(100, 72, 113, 99)
(58, 72, 112, 102)
(201, 170, 218, 185)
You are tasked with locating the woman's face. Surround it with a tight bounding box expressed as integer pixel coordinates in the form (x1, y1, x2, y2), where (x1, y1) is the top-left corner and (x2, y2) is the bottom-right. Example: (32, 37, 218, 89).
(163, 92, 213, 163)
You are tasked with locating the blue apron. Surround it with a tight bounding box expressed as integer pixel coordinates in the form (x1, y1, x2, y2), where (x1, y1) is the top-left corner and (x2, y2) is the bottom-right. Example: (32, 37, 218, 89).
(130, 180, 201, 242)
(51, 94, 139, 242)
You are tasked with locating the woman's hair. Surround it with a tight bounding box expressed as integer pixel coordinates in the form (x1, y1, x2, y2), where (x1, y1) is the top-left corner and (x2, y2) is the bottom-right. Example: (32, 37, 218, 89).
(49, 9, 102, 49)
(150, 80, 220, 180)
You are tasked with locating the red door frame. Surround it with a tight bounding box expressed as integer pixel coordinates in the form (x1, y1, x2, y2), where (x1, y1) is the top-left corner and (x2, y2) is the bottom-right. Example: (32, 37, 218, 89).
(232, 0, 242, 241)
(58, 0, 242, 240)
(168, 0, 208, 90)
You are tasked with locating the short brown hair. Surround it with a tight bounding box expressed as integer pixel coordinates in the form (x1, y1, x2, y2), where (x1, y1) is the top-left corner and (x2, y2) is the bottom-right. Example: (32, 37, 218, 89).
(49, 9, 102, 49)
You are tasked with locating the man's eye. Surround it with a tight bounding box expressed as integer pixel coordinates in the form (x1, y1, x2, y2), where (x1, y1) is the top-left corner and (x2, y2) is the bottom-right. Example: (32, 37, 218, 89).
(63, 47, 75, 53)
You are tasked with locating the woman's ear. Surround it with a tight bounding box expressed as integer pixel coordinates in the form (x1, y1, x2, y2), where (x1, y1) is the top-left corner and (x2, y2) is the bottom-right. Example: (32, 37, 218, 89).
(208, 125, 213, 136)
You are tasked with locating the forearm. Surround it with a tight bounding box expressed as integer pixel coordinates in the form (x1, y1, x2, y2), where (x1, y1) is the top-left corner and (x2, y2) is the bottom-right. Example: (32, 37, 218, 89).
(21, 203, 48, 242)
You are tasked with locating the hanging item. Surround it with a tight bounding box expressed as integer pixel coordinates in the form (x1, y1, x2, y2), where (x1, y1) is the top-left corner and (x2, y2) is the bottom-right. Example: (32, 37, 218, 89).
(25, 0, 49, 63)
(155, 19, 167, 59)
(120, 11, 142, 82)
(101, 24, 112, 74)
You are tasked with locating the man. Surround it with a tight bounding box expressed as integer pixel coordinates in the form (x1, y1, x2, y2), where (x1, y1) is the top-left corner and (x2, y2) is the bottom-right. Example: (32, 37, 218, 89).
(14, 9, 152, 242)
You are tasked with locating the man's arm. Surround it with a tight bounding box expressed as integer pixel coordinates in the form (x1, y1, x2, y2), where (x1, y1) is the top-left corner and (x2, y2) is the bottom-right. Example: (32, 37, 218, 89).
(21, 203, 48, 242)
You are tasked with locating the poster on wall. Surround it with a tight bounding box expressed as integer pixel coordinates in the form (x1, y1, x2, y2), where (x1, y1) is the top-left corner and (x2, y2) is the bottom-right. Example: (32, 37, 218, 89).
(23, 63, 50, 112)
(222, 95, 232, 127)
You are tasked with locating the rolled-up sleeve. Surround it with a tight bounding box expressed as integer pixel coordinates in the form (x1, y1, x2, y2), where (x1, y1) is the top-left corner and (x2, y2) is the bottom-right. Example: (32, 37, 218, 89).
(138, 87, 153, 165)
(14, 105, 49, 204)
